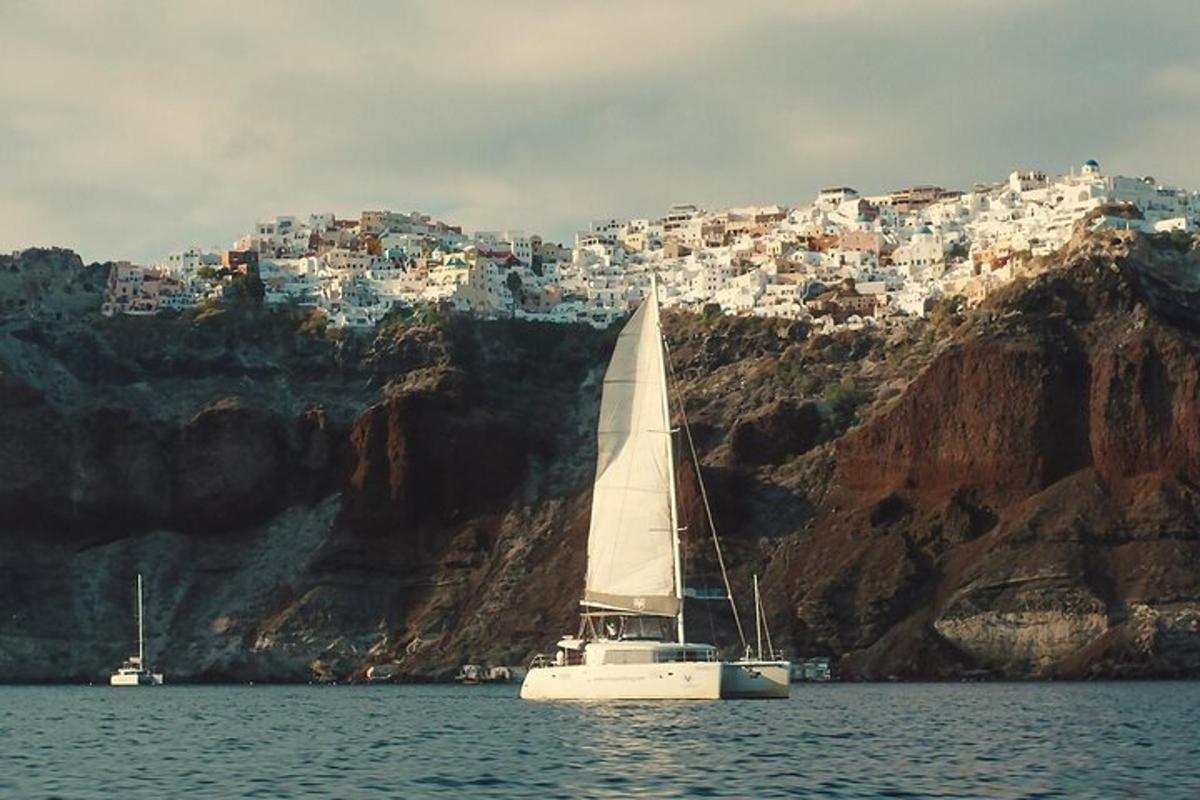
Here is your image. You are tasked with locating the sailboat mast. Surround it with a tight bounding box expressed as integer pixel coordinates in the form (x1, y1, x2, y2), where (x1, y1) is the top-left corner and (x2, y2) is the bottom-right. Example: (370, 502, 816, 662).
(754, 574, 763, 660)
(654, 275, 686, 645)
(137, 573, 144, 666)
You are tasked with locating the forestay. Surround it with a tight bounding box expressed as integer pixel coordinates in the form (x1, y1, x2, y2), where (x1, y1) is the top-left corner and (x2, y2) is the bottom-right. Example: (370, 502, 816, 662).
(582, 281, 679, 617)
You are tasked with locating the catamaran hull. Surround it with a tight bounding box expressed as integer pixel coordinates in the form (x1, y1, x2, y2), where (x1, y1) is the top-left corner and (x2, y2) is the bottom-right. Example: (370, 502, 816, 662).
(521, 662, 723, 700)
(109, 673, 164, 687)
(520, 661, 790, 700)
(720, 661, 791, 699)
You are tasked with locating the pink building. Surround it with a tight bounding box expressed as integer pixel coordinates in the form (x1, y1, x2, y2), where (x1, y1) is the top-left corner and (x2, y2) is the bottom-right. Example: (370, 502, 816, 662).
(839, 229, 883, 258)
(101, 263, 171, 316)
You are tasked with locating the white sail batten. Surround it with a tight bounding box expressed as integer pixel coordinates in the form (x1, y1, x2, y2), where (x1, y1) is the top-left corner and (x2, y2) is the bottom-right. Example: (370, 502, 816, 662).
(582, 281, 679, 617)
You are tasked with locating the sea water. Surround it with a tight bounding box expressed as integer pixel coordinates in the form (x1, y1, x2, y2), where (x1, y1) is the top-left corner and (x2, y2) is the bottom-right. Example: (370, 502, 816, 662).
(1, 682, 1197, 798)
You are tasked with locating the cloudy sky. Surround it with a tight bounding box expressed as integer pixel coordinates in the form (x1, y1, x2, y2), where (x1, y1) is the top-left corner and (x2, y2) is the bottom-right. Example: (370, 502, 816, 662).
(2, 1, 1198, 262)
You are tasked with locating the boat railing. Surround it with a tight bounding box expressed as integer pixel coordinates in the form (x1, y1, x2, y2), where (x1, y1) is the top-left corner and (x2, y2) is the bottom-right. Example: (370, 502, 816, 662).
(531, 649, 585, 669)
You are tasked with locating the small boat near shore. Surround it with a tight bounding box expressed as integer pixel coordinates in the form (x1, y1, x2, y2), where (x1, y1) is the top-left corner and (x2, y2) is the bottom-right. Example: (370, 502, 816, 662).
(455, 664, 524, 684)
(792, 658, 833, 682)
(455, 664, 483, 685)
(109, 574, 164, 687)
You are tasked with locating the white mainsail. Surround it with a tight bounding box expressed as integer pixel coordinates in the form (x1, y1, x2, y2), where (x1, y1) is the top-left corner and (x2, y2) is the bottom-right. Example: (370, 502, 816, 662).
(521, 278, 793, 700)
(582, 280, 680, 618)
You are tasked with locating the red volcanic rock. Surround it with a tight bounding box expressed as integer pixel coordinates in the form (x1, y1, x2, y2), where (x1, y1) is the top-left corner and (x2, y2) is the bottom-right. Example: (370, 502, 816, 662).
(836, 335, 1091, 507)
(171, 398, 286, 531)
(797, 239, 1200, 678)
(1089, 330, 1200, 495)
(344, 393, 424, 531)
(342, 369, 529, 538)
(728, 398, 823, 466)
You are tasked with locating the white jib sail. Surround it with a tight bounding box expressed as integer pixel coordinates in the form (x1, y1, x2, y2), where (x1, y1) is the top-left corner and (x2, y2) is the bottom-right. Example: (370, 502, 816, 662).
(582, 281, 679, 617)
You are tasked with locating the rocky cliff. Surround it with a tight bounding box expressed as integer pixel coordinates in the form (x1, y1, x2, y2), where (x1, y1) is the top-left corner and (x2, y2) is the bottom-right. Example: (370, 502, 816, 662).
(1, 232, 1199, 682)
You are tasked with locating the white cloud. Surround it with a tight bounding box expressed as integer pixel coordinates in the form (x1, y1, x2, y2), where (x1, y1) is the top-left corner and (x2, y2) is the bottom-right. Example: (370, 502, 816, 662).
(1149, 65, 1200, 101)
(0, 1, 1196, 261)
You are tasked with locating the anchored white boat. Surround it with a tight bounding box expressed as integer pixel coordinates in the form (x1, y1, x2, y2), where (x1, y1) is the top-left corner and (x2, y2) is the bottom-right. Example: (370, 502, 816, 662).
(109, 574, 164, 687)
(521, 277, 790, 701)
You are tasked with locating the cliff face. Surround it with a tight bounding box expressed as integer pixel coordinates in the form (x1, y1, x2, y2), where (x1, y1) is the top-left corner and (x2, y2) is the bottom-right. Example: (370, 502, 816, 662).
(0, 290, 609, 682)
(784, 231, 1200, 678)
(1, 231, 1199, 682)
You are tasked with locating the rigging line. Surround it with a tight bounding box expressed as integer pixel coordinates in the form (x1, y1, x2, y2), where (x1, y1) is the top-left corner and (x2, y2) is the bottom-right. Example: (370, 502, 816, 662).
(762, 587, 776, 658)
(661, 335, 748, 653)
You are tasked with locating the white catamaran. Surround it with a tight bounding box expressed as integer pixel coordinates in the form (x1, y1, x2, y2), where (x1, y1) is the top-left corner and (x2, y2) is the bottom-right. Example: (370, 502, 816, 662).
(109, 573, 164, 686)
(521, 277, 790, 700)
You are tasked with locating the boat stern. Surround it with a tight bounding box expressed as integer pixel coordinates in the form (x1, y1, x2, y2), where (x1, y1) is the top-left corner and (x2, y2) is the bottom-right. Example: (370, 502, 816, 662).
(720, 661, 791, 699)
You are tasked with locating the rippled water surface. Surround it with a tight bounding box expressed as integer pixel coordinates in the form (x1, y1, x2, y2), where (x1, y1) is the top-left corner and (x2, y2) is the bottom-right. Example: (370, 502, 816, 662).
(2, 683, 1198, 798)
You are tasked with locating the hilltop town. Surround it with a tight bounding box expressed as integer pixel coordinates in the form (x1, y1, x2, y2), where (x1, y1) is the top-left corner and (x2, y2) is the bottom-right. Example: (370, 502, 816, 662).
(94, 160, 1199, 329)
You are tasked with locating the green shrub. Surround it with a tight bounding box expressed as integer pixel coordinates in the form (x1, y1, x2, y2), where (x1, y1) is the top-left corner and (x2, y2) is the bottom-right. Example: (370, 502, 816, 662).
(823, 379, 869, 432)
(297, 308, 329, 338)
(226, 273, 265, 307)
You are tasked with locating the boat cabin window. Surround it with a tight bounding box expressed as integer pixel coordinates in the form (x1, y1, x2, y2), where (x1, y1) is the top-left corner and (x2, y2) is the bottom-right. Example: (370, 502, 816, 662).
(620, 616, 670, 640)
(596, 647, 716, 665)
(654, 648, 715, 663)
(585, 615, 671, 641)
(601, 649, 656, 665)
